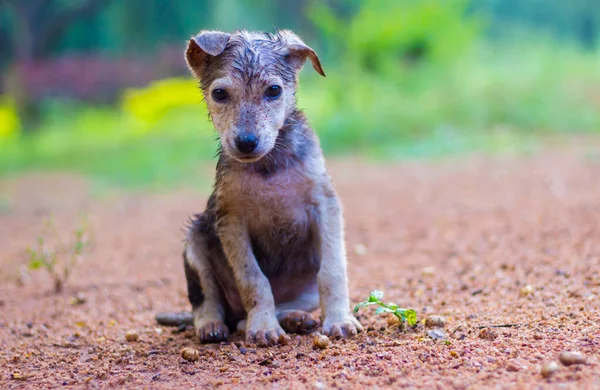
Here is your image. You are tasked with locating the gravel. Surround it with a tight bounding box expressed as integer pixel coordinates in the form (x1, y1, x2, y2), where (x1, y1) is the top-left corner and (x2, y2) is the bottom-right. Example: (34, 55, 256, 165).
(1, 151, 599, 388)
(424, 315, 446, 328)
(559, 351, 587, 366)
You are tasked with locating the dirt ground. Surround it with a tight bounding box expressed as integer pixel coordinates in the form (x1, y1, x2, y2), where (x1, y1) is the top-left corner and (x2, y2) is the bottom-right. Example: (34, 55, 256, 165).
(1, 151, 599, 389)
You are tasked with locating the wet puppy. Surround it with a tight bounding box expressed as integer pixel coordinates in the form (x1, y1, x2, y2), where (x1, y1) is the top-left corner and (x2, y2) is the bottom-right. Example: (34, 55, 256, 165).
(157, 30, 362, 347)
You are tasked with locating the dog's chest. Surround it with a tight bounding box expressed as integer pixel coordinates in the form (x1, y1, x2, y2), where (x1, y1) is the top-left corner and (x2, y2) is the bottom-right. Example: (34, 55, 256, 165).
(221, 167, 318, 228)
(218, 166, 321, 276)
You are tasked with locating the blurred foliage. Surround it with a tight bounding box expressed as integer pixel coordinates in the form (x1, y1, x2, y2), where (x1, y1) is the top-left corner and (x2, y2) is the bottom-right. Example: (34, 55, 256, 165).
(0, 96, 20, 138)
(121, 78, 206, 127)
(310, 0, 482, 74)
(0, 0, 599, 187)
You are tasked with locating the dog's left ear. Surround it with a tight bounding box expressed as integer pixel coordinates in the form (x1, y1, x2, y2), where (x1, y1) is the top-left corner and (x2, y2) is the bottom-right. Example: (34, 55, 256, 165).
(279, 30, 326, 77)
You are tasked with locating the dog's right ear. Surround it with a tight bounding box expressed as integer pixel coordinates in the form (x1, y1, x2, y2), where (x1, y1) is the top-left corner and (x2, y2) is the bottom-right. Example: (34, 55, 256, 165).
(186, 30, 231, 79)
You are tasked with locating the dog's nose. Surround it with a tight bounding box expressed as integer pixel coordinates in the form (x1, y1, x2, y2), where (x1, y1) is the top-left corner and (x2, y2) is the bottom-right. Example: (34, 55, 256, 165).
(235, 134, 258, 154)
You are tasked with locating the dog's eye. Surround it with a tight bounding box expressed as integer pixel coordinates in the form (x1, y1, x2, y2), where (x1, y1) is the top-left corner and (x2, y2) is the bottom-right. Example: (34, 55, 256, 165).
(212, 89, 228, 102)
(265, 85, 282, 99)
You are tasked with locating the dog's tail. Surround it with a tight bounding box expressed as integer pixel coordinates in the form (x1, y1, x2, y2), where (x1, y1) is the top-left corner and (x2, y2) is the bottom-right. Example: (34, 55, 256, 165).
(155, 312, 194, 327)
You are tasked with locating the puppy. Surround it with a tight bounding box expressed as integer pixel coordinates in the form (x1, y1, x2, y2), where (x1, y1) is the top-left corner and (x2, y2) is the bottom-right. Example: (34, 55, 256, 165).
(157, 30, 362, 347)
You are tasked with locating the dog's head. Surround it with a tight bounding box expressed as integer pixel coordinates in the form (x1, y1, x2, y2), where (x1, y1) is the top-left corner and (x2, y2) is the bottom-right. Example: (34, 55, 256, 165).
(185, 30, 325, 163)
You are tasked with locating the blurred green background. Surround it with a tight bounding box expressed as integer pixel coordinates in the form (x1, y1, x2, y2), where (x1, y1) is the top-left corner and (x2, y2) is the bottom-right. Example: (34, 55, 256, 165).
(1, 0, 599, 187)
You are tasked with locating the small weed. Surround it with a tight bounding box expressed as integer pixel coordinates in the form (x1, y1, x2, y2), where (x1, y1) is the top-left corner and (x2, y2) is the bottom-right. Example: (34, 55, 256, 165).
(354, 290, 417, 327)
(26, 215, 92, 293)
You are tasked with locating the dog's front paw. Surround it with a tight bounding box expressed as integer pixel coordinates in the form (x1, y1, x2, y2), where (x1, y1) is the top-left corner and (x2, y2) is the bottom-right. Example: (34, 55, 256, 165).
(246, 314, 285, 347)
(321, 314, 363, 339)
(197, 321, 229, 343)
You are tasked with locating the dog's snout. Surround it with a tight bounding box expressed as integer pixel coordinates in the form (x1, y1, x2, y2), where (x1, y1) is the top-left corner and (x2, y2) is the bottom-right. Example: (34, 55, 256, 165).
(235, 134, 259, 154)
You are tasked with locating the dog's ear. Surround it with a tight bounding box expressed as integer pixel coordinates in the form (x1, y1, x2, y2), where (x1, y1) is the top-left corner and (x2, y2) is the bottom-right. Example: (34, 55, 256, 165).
(186, 30, 231, 79)
(279, 30, 325, 77)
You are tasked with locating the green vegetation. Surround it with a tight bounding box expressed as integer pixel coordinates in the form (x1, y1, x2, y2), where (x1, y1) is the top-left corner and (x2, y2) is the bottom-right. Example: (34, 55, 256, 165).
(26, 216, 92, 293)
(1, 1, 599, 188)
(354, 290, 417, 327)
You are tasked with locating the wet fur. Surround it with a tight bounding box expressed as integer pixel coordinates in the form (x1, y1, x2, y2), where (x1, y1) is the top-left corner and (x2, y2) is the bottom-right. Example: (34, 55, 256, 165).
(157, 30, 362, 345)
(187, 110, 325, 328)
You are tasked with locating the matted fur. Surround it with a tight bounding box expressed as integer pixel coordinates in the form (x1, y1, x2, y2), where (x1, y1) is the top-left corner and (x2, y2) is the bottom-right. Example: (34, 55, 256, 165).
(157, 30, 362, 346)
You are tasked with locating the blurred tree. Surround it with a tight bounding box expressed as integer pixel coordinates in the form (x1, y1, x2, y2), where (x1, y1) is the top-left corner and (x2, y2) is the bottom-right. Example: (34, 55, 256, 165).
(2, 0, 112, 61)
(579, 0, 598, 49)
(0, 0, 113, 131)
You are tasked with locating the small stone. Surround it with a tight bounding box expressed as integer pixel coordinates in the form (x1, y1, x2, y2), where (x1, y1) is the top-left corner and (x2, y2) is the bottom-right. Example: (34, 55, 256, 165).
(354, 244, 367, 256)
(387, 315, 400, 326)
(278, 334, 291, 346)
(313, 334, 330, 349)
(541, 362, 559, 378)
(425, 315, 446, 328)
(559, 351, 586, 366)
(478, 328, 498, 341)
(68, 293, 86, 305)
(313, 381, 326, 390)
(258, 357, 273, 366)
(11, 372, 27, 381)
(506, 361, 520, 372)
(520, 285, 534, 296)
(426, 329, 446, 340)
(125, 330, 139, 342)
(422, 266, 436, 276)
(181, 347, 200, 362)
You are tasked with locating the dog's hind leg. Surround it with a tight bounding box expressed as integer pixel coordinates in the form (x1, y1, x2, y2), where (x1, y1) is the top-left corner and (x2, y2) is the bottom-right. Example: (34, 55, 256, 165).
(276, 286, 320, 334)
(184, 228, 229, 343)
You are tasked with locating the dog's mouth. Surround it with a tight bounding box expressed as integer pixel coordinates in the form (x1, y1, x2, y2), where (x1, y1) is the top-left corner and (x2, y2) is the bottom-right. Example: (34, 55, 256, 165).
(235, 154, 264, 163)
(224, 144, 272, 164)
(228, 149, 270, 164)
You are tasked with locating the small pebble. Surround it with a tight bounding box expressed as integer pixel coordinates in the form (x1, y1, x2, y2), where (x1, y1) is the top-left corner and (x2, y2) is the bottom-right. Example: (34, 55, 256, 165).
(125, 330, 139, 342)
(313, 381, 326, 390)
(478, 328, 498, 341)
(387, 315, 400, 326)
(520, 285, 534, 296)
(313, 334, 330, 349)
(181, 347, 200, 362)
(354, 244, 367, 256)
(505, 361, 520, 372)
(68, 293, 86, 305)
(258, 357, 273, 366)
(278, 334, 291, 346)
(541, 361, 559, 378)
(422, 266, 436, 276)
(425, 315, 446, 328)
(427, 329, 446, 340)
(559, 351, 586, 366)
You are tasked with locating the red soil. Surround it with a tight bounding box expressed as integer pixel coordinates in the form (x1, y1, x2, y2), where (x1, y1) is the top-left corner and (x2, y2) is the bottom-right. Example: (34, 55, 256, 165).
(1, 152, 599, 389)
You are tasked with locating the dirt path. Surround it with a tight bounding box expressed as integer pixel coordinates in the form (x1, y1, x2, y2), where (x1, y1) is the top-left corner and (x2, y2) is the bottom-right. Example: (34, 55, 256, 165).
(1, 152, 599, 389)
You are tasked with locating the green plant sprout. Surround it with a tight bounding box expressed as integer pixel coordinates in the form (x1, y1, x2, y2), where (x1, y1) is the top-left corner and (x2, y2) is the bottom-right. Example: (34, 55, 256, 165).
(354, 290, 417, 327)
(27, 215, 91, 293)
